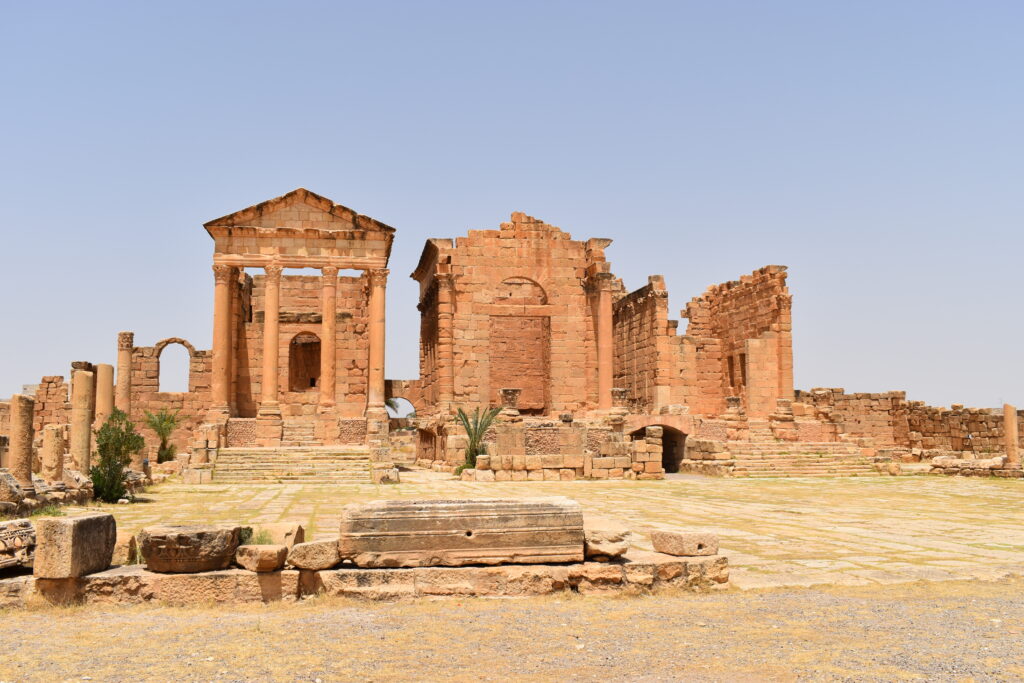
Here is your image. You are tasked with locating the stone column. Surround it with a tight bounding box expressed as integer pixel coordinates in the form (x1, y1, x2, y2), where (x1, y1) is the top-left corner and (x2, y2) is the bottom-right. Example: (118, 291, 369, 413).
(210, 264, 235, 417)
(366, 268, 389, 410)
(8, 394, 36, 496)
(259, 264, 283, 413)
(595, 274, 615, 411)
(436, 273, 456, 411)
(319, 266, 339, 408)
(41, 424, 64, 483)
(69, 369, 95, 472)
(115, 331, 134, 416)
(93, 363, 114, 428)
(1005, 404, 1020, 467)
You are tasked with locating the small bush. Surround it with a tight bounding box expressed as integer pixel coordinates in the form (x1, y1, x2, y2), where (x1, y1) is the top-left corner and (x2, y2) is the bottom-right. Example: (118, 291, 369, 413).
(455, 406, 502, 469)
(29, 504, 65, 518)
(90, 409, 145, 503)
(239, 527, 273, 545)
(144, 408, 180, 464)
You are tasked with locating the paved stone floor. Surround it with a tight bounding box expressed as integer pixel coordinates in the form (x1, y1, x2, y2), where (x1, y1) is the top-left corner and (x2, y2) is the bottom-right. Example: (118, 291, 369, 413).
(90, 471, 1024, 590)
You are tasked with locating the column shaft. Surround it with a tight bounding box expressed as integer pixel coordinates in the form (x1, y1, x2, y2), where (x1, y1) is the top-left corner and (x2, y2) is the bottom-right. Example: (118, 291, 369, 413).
(211, 264, 234, 413)
(93, 363, 114, 428)
(260, 265, 283, 409)
(1005, 404, 1020, 467)
(70, 370, 95, 472)
(41, 424, 64, 483)
(596, 283, 614, 411)
(8, 394, 36, 495)
(115, 332, 133, 415)
(436, 274, 455, 409)
(366, 269, 388, 409)
(320, 266, 339, 408)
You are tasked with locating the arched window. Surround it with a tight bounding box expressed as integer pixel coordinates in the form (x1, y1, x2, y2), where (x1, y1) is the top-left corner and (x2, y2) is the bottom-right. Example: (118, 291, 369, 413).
(288, 333, 321, 392)
(157, 342, 192, 393)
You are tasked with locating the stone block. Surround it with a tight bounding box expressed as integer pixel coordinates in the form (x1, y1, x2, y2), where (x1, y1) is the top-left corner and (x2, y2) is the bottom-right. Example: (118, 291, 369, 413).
(559, 468, 575, 480)
(235, 545, 288, 572)
(338, 498, 585, 568)
(287, 539, 341, 570)
(541, 454, 563, 469)
(526, 470, 544, 481)
(475, 469, 495, 482)
(524, 455, 542, 470)
(256, 522, 305, 549)
(34, 513, 116, 579)
(139, 524, 241, 573)
(583, 522, 631, 560)
(494, 470, 512, 481)
(651, 530, 719, 557)
(562, 454, 584, 468)
(182, 468, 212, 485)
(475, 455, 491, 470)
(592, 457, 616, 469)
(112, 531, 138, 566)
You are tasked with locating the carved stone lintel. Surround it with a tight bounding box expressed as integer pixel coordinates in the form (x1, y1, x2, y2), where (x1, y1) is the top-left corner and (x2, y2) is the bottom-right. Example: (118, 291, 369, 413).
(117, 331, 134, 351)
(611, 388, 629, 409)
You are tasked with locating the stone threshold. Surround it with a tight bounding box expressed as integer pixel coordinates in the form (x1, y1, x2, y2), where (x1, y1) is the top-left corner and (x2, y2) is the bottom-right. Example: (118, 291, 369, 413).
(1, 551, 727, 608)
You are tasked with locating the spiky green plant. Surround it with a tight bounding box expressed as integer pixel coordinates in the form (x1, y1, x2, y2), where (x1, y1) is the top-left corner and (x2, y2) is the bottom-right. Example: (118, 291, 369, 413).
(90, 409, 145, 503)
(144, 408, 180, 463)
(455, 406, 502, 469)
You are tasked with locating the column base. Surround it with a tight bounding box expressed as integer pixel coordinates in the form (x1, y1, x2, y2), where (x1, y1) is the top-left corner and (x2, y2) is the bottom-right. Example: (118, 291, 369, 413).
(256, 403, 283, 447)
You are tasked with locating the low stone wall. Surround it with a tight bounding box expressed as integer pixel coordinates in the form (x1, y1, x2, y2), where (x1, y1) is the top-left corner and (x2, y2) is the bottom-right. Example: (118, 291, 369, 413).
(928, 454, 1023, 478)
(1, 551, 727, 607)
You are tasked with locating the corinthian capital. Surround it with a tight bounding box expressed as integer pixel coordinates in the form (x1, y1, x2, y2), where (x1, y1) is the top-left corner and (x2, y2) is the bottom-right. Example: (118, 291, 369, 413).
(367, 268, 389, 287)
(321, 265, 340, 279)
(264, 264, 283, 282)
(117, 331, 135, 351)
(212, 264, 235, 284)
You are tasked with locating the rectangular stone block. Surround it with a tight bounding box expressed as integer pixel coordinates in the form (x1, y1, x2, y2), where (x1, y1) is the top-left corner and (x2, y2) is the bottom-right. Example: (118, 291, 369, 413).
(562, 454, 584, 468)
(34, 513, 116, 579)
(541, 454, 563, 469)
(338, 498, 585, 568)
(524, 455, 543, 470)
(592, 457, 616, 468)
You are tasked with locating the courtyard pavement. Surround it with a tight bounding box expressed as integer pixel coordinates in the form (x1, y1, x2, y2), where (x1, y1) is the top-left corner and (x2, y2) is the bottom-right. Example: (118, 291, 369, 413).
(87, 471, 1024, 590)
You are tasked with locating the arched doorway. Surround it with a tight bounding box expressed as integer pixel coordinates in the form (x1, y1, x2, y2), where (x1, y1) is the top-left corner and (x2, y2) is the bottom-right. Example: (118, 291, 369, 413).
(630, 425, 688, 474)
(288, 332, 321, 391)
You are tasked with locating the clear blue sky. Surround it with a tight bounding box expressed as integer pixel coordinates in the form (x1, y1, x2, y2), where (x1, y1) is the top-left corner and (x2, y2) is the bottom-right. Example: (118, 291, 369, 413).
(1, 1, 1020, 408)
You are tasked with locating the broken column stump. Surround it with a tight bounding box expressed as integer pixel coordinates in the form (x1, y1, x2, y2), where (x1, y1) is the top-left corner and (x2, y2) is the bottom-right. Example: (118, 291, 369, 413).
(339, 498, 585, 568)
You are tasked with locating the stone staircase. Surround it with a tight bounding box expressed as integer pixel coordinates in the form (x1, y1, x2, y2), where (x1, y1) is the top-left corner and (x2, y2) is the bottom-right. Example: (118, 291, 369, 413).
(281, 420, 318, 447)
(212, 447, 372, 483)
(728, 442, 879, 478)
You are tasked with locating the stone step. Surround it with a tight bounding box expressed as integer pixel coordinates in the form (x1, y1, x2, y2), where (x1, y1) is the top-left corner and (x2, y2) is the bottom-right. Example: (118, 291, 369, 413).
(213, 446, 372, 483)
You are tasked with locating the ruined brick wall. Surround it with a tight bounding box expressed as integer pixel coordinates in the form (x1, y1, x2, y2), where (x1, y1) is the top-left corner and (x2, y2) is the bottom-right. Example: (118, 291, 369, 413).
(129, 339, 212, 456)
(413, 213, 610, 416)
(0, 401, 9, 468)
(613, 276, 679, 412)
(682, 266, 794, 417)
(238, 273, 369, 418)
(905, 404, 1022, 453)
(796, 388, 908, 446)
(32, 376, 69, 436)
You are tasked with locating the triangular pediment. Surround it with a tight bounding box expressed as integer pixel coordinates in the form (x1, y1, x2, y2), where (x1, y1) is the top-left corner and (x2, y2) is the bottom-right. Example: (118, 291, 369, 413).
(203, 188, 394, 234)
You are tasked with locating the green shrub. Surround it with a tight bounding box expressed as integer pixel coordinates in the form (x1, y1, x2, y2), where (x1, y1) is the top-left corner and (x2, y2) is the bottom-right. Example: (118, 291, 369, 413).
(90, 409, 145, 503)
(144, 408, 180, 464)
(28, 504, 65, 517)
(455, 406, 502, 469)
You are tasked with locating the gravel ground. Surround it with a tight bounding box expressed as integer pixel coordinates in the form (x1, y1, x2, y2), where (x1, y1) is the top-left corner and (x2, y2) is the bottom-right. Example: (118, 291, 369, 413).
(2, 579, 1023, 682)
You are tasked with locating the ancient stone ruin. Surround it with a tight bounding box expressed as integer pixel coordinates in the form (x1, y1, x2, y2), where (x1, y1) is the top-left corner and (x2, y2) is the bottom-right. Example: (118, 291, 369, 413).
(0, 187, 1019, 486)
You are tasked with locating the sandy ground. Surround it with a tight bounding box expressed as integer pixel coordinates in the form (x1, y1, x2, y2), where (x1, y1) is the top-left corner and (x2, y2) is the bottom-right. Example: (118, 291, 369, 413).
(2, 578, 1023, 682)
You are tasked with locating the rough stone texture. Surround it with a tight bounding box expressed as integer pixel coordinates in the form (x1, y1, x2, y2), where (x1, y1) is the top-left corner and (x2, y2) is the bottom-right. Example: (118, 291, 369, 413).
(338, 498, 585, 568)
(584, 521, 632, 560)
(286, 539, 341, 570)
(0, 518, 36, 570)
(258, 522, 305, 549)
(33, 513, 117, 579)
(235, 544, 288, 572)
(651, 530, 719, 557)
(0, 469, 25, 504)
(112, 531, 138, 566)
(138, 524, 241, 573)
(40, 424, 65, 483)
(7, 394, 36, 495)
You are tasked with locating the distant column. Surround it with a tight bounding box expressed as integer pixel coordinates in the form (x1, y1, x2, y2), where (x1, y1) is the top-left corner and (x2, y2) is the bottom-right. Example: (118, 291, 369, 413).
(115, 331, 134, 415)
(366, 268, 389, 410)
(8, 394, 36, 496)
(595, 274, 615, 411)
(436, 273, 455, 410)
(69, 369, 95, 472)
(319, 266, 339, 408)
(93, 364, 114, 428)
(210, 264, 236, 416)
(259, 264, 283, 412)
(1005, 404, 1020, 467)
(41, 424, 64, 483)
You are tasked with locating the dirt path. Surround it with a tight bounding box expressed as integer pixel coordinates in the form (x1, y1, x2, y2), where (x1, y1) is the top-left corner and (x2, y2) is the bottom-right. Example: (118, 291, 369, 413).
(3, 579, 1023, 682)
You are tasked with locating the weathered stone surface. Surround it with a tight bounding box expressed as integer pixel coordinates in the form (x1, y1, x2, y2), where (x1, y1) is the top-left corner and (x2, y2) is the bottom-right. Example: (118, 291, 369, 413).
(651, 530, 719, 557)
(34, 513, 116, 579)
(0, 518, 36, 570)
(338, 498, 585, 568)
(583, 519, 632, 560)
(258, 522, 305, 549)
(235, 544, 287, 572)
(286, 539, 340, 570)
(0, 469, 25, 504)
(139, 524, 241, 573)
(112, 531, 138, 566)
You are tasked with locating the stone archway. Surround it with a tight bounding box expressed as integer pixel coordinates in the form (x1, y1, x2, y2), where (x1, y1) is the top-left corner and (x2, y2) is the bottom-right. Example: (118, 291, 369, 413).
(154, 337, 198, 393)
